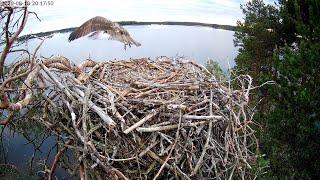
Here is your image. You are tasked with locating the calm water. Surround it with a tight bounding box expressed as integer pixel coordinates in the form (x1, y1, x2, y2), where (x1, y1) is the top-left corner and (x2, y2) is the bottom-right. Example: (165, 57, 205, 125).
(7, 25, 237, 70)
(1, 123, 74, 179)
(1, 25, 238, 178)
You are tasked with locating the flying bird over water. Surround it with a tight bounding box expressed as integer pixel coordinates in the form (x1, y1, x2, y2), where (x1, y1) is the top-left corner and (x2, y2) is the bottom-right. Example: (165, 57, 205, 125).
(68, 16, 141, 49)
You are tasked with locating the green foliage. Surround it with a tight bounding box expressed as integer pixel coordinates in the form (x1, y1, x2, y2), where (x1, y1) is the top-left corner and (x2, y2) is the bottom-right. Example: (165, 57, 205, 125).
(279, 0, 320, 43)
(205, 59, 226, 81)
(265, 43, 320, 179)
(234, 0, 320, 179)
(250, 153, 272, 179)
(234, 0, 280, 83)
(263, 1, 320, 178)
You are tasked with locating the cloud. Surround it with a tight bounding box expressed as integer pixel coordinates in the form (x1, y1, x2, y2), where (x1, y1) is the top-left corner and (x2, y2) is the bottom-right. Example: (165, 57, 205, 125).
(22, 0, 248, 34)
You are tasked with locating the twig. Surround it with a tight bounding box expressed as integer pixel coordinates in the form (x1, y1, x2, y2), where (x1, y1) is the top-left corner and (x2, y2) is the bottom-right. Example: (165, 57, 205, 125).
(123, 110, 158, 134)
(48, 139, 73, 180)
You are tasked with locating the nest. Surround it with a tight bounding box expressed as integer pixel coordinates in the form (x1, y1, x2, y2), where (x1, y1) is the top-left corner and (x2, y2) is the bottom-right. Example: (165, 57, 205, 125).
(2, 56, 258, 179)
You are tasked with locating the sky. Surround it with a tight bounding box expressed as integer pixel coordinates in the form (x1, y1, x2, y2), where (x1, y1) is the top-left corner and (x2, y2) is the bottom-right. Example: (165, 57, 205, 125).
(6, 0, 275, 35)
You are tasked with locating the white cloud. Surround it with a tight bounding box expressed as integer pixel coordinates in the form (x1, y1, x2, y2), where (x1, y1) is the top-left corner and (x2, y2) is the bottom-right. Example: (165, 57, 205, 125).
(21, 0, 245, 34)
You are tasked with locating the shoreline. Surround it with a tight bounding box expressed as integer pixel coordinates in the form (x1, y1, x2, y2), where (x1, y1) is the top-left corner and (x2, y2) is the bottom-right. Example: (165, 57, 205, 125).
(17, 21, 237, 42)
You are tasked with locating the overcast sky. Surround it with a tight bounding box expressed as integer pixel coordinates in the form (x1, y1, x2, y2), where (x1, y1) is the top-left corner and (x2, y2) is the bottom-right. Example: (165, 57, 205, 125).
(18, 0, 274, 34)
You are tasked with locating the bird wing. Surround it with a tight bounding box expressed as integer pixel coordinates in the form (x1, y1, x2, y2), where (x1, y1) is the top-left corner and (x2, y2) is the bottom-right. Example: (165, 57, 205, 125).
(68, 16, 141, 48)
(69, 16, 116, 41)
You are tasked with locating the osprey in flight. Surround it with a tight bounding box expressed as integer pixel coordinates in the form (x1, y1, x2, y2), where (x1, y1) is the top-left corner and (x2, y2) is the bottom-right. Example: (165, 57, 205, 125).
(68, 16, 141, 49)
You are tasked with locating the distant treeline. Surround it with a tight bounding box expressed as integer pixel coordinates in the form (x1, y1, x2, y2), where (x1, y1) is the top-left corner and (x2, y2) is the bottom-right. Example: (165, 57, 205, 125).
(17, 21, 237, 42)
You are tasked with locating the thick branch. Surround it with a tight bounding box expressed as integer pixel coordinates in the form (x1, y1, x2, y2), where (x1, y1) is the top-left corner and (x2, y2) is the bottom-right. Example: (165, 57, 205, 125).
(0, 6, 28, 78)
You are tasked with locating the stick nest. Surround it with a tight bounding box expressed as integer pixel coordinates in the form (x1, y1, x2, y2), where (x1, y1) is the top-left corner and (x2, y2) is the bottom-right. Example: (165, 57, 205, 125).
(3, 56, 258, 179)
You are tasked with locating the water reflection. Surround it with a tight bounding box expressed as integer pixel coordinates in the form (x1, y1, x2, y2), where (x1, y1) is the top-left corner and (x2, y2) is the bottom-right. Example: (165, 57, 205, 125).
(0, 118, 75, 179)
(7, 25, 237, 70)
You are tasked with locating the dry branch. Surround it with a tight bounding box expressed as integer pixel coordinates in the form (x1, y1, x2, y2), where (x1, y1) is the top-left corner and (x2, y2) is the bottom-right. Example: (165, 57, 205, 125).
(1, 56, 260, 179)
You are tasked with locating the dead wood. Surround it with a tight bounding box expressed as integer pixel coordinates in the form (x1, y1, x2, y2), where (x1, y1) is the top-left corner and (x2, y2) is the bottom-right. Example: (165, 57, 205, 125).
(1, 56, 264, 179)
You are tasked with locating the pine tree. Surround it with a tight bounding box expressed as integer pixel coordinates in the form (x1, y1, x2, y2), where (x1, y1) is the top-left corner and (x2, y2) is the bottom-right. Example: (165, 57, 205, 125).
(234, 0, 280, 83)
(235, 0, 320, 178)
(264, 0, 320, 178)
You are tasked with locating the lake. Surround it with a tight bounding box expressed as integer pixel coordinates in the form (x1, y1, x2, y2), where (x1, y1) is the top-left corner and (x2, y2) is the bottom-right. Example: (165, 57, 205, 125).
(7, 25, 237, 70)
(1, 124, 74, 179)
(1, 25, 238, 178)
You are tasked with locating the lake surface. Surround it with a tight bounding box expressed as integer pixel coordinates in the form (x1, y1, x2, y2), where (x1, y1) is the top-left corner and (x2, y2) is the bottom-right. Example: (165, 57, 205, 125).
(1, 123, 74, 179)
(7, 25, 237, 70)
(1, 25, 238, 178)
